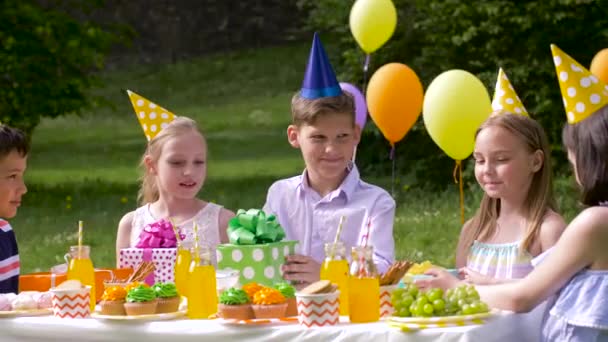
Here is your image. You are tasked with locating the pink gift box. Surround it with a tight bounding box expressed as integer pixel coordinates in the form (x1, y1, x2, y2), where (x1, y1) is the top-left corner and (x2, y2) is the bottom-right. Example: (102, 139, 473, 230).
(118, 248, 177, 286)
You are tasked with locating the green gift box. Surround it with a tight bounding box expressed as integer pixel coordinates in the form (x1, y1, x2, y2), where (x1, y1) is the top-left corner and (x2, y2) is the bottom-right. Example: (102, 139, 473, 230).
(216, 240, 298, 286)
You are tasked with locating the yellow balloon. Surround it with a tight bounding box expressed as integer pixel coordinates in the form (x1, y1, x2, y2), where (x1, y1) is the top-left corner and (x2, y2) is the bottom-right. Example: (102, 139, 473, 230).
(349, 0, 397, 54)
(422, 70, 492, 160)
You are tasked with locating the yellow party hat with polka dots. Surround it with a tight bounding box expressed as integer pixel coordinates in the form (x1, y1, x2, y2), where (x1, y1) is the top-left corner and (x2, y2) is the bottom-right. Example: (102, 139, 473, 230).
(551, 44, 608, 124)
(491, 68, 528, 116)
(127, 90, 176, 141)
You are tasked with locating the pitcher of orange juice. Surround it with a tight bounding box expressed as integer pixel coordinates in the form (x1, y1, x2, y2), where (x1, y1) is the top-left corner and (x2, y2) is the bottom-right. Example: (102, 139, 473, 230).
(187, 246, 217, 319)
(65, 245, 96, 311)
(348, 245, 380, 323)
(174, 240, 192, 298)
(320, 241, 350, 315)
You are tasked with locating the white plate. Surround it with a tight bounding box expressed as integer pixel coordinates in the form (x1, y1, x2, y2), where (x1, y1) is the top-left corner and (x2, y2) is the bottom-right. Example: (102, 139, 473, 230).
(91, 310, 186, 321)
(218, 316, 298, 325)
(0, 309, 52, 318)
(388, 308, 498, 324)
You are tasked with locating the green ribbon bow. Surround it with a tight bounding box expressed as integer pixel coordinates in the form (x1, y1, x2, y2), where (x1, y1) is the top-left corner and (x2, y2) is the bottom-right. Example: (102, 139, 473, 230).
(227, 209, 286, 245)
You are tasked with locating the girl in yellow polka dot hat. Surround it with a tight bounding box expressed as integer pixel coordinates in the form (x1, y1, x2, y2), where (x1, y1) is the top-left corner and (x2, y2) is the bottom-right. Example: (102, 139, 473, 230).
(116, 90, 235, 268)
(550, 44, 608, 124)
(491, 68, 528, 116)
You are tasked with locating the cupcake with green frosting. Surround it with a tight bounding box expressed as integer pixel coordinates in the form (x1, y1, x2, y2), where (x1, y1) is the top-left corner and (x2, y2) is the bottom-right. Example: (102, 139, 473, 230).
(152, 282, 180, 313)
(274, 282, 297, 317)
(218, 288, 254, 320)
(124, 285, 157, 315)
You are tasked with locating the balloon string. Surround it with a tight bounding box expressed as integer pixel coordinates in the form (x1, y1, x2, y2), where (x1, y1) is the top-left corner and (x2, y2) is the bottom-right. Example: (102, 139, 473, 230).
(390, 143, 396, 198)
(453, 160, 465, 224)
(362, 54, 371, 94)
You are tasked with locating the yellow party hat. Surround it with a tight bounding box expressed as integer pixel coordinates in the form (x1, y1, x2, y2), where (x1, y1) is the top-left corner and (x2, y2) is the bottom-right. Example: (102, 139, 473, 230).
(551, 44, 608, 124)
(491, 68, 528, 116)
(127, 90, 177, 140)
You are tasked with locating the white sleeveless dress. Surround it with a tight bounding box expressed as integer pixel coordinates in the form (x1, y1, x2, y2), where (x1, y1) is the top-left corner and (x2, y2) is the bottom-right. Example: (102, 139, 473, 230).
(129, 202, 222, 265)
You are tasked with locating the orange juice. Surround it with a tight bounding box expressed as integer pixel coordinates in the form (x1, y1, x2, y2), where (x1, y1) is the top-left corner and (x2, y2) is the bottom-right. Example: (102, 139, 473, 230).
(175, 246, 191, 297)
(320, 259, 349, 315)
(187, 262, 217, 319)
(67, 257, 96, 311)
(348, 276, 379, 322)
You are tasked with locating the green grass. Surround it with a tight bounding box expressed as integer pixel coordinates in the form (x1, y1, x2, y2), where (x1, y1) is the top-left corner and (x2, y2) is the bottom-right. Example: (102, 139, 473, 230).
(13, 43, 581, 274)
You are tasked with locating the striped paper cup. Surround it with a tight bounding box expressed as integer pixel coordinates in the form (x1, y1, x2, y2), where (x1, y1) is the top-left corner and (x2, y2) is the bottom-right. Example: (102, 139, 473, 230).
(50, 286, 91, 318)
(295, 291, 340, 328)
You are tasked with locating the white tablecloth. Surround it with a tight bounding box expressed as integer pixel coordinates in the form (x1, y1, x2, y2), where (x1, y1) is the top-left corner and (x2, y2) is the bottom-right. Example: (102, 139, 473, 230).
(0, 306, 545, 342)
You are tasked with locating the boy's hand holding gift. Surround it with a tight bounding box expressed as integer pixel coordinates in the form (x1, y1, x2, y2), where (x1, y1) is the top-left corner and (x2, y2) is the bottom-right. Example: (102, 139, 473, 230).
(119, 219, 181, 286)
(217, 209, 298, 287)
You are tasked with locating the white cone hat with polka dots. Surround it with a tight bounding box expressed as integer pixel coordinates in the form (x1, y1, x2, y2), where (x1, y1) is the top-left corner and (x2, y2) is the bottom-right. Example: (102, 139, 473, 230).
(551, 44, 608, 124)
(491, 68, 528, 116)
(127, 90, 177, 141)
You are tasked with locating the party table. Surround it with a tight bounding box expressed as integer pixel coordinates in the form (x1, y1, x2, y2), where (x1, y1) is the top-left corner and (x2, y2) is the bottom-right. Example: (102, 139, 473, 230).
(0, 305, 545, 342)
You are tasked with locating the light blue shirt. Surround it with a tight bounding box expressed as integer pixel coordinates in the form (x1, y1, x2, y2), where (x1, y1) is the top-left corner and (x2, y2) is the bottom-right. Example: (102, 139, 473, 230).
(263, 165, 395, 274)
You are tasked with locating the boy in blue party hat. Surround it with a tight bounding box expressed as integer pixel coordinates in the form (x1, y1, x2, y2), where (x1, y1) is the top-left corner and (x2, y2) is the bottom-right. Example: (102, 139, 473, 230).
(263, 33, 395, 287)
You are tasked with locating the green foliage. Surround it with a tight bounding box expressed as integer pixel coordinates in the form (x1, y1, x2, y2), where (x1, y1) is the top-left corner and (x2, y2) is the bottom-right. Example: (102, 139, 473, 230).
(298, 0, 608, 186)
(0, 1, 130, 134)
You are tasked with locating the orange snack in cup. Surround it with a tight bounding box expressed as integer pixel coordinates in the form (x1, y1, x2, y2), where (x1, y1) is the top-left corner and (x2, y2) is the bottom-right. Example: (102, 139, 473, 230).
(253, 288, 285, 305)
(101, 286, 127, 301)
(124, 282, 149, 293)
(242, 282, 264, 299)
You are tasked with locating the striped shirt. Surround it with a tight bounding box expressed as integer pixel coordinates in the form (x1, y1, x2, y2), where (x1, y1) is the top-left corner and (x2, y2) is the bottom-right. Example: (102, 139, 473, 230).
(0, 220, 19, 293)
(467, 240, 534, 279)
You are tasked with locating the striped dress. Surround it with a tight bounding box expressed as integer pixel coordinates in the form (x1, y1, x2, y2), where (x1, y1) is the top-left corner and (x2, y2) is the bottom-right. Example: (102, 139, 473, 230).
(467, 240, 534, 279)
(0, 219, 19, 293)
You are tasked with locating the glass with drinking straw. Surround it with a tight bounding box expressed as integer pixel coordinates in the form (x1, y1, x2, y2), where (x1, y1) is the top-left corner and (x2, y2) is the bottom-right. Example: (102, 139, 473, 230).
(320, 215, 350, 315)
(66, 220, 96, 311)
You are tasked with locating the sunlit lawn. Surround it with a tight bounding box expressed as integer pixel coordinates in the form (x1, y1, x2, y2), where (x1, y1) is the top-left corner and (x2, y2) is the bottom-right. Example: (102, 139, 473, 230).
(14, 43, 580, 273)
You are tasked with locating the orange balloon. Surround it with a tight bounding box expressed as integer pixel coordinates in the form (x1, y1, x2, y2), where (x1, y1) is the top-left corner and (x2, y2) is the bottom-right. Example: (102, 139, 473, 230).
(366, 63, 424, 145)
(590, 48, 608, 84)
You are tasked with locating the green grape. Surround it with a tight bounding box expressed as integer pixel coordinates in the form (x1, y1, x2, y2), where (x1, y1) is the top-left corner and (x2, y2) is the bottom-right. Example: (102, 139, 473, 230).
(457, 299, 468, 307)
(469, 301, 481, 314)
(410, 305, 421, 317)
(398, 307, 411, 317)
(462, 304, 474, 315)
(394, 301, 405, 311)
(455, 288, 467, 300)
(401, 294, 414, 307)
(432, 298, 445, 311)
(408, 284, 419, 297)
(427, 289, 443, 302)
(448, 295, 459, 305)
(392, 288, 405, 302)
(478, 302, 489, 313)
(445, 288, 454, 298)
(417, 295, 429, 306)
(421, 303, 433, 315)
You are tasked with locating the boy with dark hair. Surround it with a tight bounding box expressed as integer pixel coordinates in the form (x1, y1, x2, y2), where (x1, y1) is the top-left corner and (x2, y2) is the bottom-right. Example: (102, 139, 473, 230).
(0, 124, 29, 293)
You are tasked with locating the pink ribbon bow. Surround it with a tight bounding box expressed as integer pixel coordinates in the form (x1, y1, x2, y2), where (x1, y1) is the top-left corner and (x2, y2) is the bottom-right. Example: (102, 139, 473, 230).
(136, 219, 181, 248)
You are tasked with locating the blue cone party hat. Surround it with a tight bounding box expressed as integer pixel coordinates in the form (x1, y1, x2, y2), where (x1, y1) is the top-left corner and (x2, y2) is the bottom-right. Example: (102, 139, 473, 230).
(301, 33, 342, 99)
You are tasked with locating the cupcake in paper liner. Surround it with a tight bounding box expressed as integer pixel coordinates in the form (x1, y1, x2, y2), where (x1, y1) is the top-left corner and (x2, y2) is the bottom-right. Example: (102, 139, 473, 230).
(100, 286, 127, 316)
(124, 285, 157, 315)
(251, 288, 287, 319)
(274, 282, 297, 317)
(218, 288, 254, 320)
(152, 283, 180, 313)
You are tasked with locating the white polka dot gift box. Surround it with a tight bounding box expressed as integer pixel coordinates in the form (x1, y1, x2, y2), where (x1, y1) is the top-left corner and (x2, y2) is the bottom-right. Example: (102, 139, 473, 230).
(216, 209, 298, 287)
(118, 218, 180, 286)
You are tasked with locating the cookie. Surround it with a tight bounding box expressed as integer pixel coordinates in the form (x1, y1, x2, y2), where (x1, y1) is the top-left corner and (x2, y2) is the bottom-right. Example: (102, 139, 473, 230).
(299, 280, 331, 295)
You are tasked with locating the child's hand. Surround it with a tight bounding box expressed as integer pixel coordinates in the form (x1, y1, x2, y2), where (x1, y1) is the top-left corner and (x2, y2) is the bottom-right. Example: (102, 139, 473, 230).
(460, 267, 496, 285)
(281, 254, 321, 288)
(415, 267, 462, 291)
